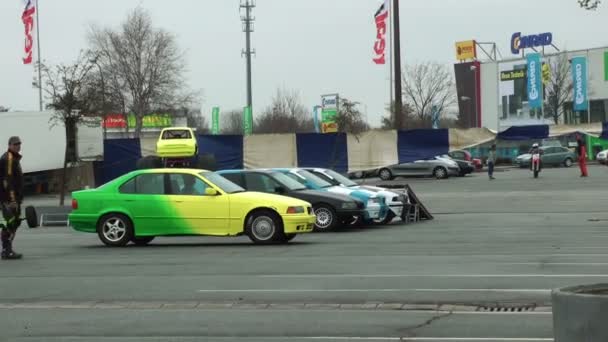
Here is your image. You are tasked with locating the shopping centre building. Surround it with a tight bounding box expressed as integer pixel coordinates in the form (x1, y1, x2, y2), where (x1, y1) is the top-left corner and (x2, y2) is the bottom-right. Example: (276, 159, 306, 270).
(454, 35, 608, 132)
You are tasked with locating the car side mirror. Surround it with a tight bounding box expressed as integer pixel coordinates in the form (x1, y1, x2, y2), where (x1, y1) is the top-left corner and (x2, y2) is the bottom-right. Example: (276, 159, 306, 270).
(275, 186, 286, 194)
(205, 188, 219, 196)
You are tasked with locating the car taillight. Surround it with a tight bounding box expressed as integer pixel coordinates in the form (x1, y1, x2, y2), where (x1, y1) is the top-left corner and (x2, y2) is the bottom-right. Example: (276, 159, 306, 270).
(71, 199, 78, 210)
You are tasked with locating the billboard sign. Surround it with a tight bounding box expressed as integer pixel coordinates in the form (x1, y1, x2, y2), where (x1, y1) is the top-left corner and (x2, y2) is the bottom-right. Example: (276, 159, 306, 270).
(243, 106, 253, 135)
(511, 32, 553, 55)
(103, 113, 173, 129)
(321, 94, 339, 133)
(455, 40, 477, 60)
(572, 56, 589, 112)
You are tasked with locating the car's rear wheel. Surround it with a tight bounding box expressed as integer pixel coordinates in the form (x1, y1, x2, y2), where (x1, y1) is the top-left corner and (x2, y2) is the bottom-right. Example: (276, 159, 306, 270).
(246, 210, 284, 244)
(433, 167, 448, 179)
(313, 204, 338, 232)
(131, 236, 155, 246)
(564, 158, 573, 168)
(97, 213, 133, 247)
(379, 168, 394, 181)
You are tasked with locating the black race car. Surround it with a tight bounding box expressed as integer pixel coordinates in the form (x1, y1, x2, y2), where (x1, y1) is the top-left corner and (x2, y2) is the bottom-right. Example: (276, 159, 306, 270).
(217, 169, 365, 232)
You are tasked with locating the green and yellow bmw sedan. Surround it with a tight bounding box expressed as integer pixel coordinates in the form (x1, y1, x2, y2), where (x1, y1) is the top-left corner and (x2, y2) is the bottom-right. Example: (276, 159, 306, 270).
(68, 169, 316, 246)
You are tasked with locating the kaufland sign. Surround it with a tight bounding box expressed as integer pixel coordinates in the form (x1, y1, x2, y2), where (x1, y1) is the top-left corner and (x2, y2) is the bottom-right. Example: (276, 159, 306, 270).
(511, 32, 553, 54)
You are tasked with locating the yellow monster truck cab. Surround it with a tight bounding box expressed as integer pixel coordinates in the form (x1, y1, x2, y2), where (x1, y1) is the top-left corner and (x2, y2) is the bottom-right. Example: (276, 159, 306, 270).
(156, 127, 198, 158)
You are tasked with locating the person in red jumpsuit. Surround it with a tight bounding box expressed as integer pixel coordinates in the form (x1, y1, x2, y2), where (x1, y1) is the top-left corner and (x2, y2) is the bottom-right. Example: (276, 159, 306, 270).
(576, 135, 588, 177)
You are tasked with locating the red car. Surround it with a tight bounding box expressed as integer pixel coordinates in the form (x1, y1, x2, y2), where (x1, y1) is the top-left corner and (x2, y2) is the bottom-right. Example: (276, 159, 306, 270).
(448, 150, 483, 171)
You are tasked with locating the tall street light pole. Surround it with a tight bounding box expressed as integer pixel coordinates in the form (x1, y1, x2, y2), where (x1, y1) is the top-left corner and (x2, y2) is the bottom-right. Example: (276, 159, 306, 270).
(240, 0, 256, 113)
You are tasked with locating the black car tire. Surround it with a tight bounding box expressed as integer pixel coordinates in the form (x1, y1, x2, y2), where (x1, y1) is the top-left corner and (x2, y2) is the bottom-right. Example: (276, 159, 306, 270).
(131, 236, 155, 246)
(246, 210, 284, 244)
(373, 210, 396, 225)
(313, 204, 338, 232)
(97, 213, 134, 247)
(378, 168, 394, 181)
(564, 158, 573, 168)
(433, 167, 448, 179)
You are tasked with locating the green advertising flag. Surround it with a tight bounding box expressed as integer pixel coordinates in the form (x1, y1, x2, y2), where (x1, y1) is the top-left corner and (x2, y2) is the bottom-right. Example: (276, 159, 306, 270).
(211, 107, 220, 135)
(243, 106, 253, 135)
(605, 51, 608, 81)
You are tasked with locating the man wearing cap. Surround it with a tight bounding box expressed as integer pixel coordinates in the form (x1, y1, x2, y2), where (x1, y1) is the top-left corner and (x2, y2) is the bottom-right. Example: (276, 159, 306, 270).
(0, 136, 24, 260)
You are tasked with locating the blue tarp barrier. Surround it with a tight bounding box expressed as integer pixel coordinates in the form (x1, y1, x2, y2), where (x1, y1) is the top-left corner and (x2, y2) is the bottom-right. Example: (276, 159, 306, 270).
(601, 122, 608, 139)
(101, 138, 141, 184)
(197, 135, 244, 170)
(497, 125, 549, 141)
(296, 133, 348, 173)
(397, 129, 449, 163)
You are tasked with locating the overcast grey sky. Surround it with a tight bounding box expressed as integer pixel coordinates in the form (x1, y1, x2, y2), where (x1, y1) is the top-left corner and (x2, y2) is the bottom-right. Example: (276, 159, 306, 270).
(1, 0, 606, 127)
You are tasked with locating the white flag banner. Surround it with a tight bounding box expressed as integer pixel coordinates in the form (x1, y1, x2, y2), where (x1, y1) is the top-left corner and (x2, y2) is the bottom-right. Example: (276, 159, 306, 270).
(372, 0, 390, 65)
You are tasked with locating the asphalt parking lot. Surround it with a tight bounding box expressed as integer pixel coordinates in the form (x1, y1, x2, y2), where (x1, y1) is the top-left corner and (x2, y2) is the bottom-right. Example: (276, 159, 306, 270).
(2, 165, 608, 341)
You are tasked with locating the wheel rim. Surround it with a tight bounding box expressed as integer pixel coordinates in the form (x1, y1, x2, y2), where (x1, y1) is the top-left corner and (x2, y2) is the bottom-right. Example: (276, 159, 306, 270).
(566, 159, 572, 167)
(380, 169, 390, 180)
(251, 216, 275, 241)
(102, 217, 127, 242)
(436, 168, 446, 178)
(315, 208, 334, 230)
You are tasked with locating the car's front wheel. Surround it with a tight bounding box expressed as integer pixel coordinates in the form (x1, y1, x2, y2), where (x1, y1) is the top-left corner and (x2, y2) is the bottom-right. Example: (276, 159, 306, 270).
(246, 210, 284, 244)
(433, 167, 448, 179)
(313, 204, 338, 232)
(373, 210, 396, 225)
(97, 213, 133, 247)
(564, 158, 573, 168)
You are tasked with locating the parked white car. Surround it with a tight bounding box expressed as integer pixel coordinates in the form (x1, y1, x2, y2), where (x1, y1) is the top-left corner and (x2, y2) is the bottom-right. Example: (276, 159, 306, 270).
(304, 168, 409, 224)
(597, 150, 608, 164)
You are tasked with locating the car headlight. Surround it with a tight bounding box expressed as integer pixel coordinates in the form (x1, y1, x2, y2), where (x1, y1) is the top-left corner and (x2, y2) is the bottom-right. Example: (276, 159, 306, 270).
(286, 206, 305, 214)
(341, 202, 358, 210)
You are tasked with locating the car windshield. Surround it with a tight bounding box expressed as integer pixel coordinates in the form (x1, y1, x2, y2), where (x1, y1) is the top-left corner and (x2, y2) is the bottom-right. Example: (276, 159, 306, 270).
(295, 170, 333, 188)
(202, 172, 245, 193)
(270, 172, 308, 191)
(324, 169, 357, 187)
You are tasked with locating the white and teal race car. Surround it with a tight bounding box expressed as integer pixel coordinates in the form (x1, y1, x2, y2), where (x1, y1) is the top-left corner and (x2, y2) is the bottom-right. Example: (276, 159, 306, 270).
(304, 168, 409, 224)
(271, 168, 389, 224)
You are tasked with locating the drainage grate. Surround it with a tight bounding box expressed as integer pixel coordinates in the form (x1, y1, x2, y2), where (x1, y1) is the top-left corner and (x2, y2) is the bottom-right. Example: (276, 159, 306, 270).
(477, 305, 536, 312)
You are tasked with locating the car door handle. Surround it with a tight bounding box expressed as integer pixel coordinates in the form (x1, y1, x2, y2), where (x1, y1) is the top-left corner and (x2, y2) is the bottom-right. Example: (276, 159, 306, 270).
(173, 200, 184, 203)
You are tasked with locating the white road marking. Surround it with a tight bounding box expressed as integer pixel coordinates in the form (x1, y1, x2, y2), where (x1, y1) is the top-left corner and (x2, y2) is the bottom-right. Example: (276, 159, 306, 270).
(198, 289, 551, 293)
(255, 274, 608, 278)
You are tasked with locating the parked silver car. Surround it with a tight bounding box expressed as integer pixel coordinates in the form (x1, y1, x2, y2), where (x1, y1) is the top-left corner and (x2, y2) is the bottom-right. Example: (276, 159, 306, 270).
(377, 156, 460, 180)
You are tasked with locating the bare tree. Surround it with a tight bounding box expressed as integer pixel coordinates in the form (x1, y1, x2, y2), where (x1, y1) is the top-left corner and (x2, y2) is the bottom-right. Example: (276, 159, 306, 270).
(255, 87, 313, 134)
(402, 62, 456, 123)
(40, 52, 98, 206)
(579, 0, 601, 9)
(544, 54, 574, 125)
(335, 98, 370, 135)
(88, 7, 195, 137)
(0, 106, 9, 112)
(184, 108, 209, 134)
(221, 109, 244, 135)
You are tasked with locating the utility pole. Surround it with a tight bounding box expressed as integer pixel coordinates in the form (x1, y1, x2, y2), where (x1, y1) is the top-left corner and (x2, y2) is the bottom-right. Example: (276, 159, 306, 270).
(240, 0, 256, 112)
(36, 0, 43, 111)
(392, 0, 403, 130)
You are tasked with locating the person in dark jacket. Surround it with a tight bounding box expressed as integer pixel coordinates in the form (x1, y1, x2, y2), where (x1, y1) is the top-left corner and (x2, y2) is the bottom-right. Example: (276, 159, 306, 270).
(0, 136, 24, 260)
